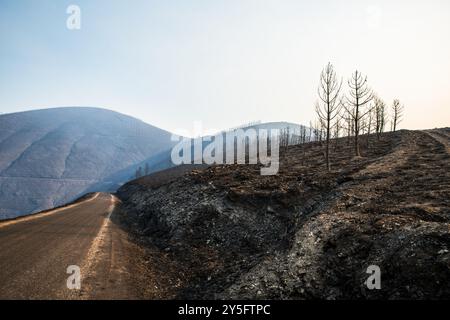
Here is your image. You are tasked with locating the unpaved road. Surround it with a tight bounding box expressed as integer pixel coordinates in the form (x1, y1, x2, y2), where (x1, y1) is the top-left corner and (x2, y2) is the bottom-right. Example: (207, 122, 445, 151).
(0, 192, 150, 299)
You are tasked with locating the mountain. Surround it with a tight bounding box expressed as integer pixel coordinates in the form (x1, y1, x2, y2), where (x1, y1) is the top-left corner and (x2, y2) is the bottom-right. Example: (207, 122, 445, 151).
(0, 107, 175, 219)
(244, 121, 308, 132)
(0, 110, 310, 219)
(89, 121, 312, 191)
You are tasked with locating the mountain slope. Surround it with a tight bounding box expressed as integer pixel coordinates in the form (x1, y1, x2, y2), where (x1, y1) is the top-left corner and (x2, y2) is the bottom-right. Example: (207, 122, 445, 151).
(116, 128, 450, 299)
(0, 107, 175, 219)
(90, 121, 311, 191)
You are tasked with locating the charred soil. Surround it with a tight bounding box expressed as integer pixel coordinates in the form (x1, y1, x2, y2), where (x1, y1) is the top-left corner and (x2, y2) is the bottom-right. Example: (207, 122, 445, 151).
(116, 129, 450, 299)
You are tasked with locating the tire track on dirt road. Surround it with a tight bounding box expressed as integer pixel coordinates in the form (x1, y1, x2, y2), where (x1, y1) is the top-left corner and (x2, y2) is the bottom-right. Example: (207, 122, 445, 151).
(0, 192, 150, 299)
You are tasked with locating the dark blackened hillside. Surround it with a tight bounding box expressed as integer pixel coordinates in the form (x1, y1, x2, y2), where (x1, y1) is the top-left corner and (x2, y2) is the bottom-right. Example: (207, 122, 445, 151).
(117, 129, 450, 299)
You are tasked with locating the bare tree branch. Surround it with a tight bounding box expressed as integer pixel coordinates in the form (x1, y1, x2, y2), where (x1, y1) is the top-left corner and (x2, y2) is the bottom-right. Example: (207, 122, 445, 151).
(392, 99, 404, 132)
(315, 62, 343, 171)
(343, 70, 373, 156)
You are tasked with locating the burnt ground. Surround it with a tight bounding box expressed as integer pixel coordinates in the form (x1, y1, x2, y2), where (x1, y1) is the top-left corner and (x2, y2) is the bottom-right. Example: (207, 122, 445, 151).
(116, 128, 450, 299)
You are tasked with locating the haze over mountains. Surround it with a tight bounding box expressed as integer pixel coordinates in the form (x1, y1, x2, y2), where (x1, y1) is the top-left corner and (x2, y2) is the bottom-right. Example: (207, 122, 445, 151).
(0, 107, 174, 219)
(0, 107, 306, 219)
(89, 121, 309, 192)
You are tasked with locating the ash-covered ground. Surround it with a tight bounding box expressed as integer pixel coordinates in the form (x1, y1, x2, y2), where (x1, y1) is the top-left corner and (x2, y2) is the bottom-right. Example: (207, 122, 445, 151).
(116, 129, 450, 299)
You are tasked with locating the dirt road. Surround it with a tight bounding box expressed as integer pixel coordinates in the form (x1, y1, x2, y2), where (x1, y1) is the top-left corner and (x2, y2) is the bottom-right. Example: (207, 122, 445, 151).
(0, 192, 150, 299)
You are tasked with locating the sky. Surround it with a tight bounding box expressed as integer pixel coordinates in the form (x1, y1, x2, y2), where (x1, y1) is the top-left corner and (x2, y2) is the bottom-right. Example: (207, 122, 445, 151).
(1, 0, 449, 135)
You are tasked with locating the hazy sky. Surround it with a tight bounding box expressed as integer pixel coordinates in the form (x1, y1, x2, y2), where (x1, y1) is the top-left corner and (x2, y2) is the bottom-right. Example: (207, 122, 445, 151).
(1, 0, 449, 134)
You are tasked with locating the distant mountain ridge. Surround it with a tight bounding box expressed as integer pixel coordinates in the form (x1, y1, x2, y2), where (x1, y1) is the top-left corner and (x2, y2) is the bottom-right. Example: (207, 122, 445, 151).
(0, 107, 175, 219)
(89, 121, 312, 191)
(0, 107, 310, 219)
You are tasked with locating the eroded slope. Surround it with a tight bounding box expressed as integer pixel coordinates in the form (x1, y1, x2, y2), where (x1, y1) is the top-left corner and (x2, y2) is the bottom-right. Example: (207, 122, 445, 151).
(117, 129, 450, 299)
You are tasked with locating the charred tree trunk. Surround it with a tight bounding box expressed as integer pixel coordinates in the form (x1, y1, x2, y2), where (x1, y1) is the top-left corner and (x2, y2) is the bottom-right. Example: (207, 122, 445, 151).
(344, 70, 373, 157)
(315, 62, 342, 171)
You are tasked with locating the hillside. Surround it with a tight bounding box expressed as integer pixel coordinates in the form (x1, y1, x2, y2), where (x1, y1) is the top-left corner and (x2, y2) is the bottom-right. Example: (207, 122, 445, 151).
(90, 121, 310, 192)
(0, 107, 174, 219)
(116, 128, 450, 299)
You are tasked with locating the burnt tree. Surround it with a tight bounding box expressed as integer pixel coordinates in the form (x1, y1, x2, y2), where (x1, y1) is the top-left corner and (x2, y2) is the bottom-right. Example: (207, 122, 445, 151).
(344, 70, 373, 157)
(392, 99, 404, 132)
(374, 95, 386, 140)
(315, 63, 343, 171)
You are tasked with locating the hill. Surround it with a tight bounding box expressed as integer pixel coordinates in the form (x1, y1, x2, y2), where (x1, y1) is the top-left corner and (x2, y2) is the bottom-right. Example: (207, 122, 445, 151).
(90, 121, 311, 191)
(116, 128, 450, 299)
(0, 107, 174, 218)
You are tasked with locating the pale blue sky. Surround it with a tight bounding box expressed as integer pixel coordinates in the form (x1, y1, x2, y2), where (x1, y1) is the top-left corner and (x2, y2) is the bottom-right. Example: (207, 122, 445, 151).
(1, 0, 449, 134)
